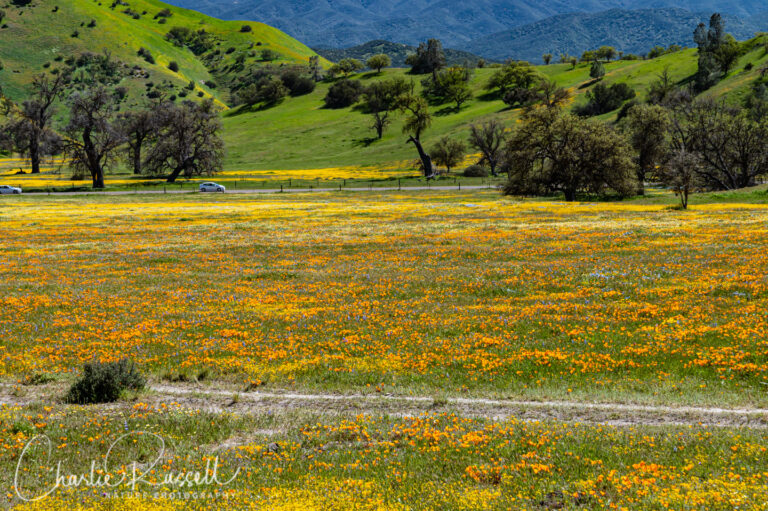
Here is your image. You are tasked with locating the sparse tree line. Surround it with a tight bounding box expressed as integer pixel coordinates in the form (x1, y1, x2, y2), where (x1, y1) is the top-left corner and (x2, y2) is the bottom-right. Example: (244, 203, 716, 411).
(491, 67, 768, 207)
(0, 54, 224, 189)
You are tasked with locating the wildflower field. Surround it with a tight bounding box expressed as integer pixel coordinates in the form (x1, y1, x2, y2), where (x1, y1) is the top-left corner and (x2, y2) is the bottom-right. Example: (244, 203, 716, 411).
(2, 190, 768, 509)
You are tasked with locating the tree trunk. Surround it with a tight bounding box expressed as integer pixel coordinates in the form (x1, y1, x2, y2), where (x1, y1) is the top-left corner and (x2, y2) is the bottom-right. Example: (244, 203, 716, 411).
(29, 135, 40, 174)
(489, 158, 498, 177)
(408, 136, 434, 178)
(636, 168, 646, 195)
(166, 165, 184, 183)
(564, 188, 577, 202)
(133, 146, 142, 175)
(92, 168, 105, 189)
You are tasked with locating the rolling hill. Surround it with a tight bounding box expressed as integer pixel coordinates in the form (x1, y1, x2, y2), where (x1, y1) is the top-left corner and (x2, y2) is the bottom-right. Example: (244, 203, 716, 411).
(0, 0, 326, 105)
(167, 0, 768, 50)
(467, 9, 764, 63)
(314, 40, 489, 68)
(221, 36, 768, 172)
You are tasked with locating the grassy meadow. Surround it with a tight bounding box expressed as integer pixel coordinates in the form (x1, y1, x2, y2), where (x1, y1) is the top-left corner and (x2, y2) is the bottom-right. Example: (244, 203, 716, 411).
(2, 190, 768, 508)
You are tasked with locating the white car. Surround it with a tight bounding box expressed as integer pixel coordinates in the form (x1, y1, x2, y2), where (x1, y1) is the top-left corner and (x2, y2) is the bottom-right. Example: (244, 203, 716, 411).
(199, 182, 226, 193)
(0, 185, 22, 195)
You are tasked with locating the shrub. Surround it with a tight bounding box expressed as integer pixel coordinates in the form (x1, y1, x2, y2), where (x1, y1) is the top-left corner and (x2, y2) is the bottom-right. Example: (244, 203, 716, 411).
(168, 61, 179, 72)
(575, 82, 636, 117)
(324, 79, 364, 108)
(138, 47, 155, 64)
(463, 164, 489, 177)
(240, 25, 252, 33)
(65, 359, 146, 404)
(154, 8, 172, 19)
(281, 70, 316, 96)
(261, 49, 278, 62)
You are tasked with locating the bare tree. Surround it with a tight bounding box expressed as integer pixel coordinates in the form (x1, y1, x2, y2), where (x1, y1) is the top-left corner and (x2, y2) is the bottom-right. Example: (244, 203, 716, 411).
(144, 100, 224, 183)
(3, 74, 67, 173)
(658, 150, 703, 209)
(468, 120, 506, 176)
(119, 106, 159, 175)
(62, 86, 124, 189)
(670, 100, 768, 190)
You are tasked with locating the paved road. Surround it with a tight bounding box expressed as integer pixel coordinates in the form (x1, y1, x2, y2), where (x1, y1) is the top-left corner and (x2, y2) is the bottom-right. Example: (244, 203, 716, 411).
(17, 184, 500, 196)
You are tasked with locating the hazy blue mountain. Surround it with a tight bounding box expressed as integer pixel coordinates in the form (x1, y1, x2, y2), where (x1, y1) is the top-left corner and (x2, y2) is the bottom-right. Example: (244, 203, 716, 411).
(468, 8, 764, 63)
(166, 0, 768, 49)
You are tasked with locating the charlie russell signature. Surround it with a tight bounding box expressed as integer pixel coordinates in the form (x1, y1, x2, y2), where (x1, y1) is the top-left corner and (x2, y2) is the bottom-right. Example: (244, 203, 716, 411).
(14, 431, 241, 502)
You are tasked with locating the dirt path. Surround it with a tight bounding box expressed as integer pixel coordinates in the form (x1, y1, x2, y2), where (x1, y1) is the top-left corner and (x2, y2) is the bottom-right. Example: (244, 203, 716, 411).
(4, 382, 768, 429)
(147, 384, 768, 429)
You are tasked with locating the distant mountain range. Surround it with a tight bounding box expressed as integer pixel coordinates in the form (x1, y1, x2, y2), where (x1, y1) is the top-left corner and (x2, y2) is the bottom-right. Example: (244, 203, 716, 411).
(314, 40, 489, 69)
(167, 1, 768, 62)
(468, 8, 763, 62)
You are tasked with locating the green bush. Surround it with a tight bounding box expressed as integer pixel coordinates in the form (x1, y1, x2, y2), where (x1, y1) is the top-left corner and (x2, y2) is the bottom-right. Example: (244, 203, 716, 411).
(65, 359, 146, 404)
(463, 164, 489, 177)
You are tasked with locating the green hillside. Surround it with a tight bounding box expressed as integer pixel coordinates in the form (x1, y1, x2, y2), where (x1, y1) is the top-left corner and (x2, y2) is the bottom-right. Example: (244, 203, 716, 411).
(0, 0, 326, 106)
(223, 38, 768, 171)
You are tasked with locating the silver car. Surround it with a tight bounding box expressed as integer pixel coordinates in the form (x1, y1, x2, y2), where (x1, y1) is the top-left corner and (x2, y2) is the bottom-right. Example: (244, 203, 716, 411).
(0, 185, 22, 195)
(199, 182, 226, 193)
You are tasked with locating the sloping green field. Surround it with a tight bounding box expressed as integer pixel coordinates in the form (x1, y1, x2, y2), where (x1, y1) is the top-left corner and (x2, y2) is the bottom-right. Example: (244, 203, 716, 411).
(0, 0, 324, 105)
(223, 40, 768, 171)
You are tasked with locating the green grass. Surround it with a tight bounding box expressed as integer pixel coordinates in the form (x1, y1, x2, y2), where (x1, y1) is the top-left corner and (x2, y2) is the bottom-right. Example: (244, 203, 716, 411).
(222, 40, 768, 172)
(0, 0, 325, 106)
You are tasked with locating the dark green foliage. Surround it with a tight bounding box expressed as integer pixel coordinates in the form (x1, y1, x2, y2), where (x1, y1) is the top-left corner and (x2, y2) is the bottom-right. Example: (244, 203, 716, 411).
(165, 26, 214, 56)
(154, 8, 173, 19)
(329, 58, 363, 77)
(315, 40, 486, 69)
(503, 108, 637, 201)
(168, 61, 179, 72)
(238, 76, 289, 107)
(463, 164, 489, 177)
(65, 359, 146, 404)
(68, 51, 124, 87)
(744, 81, 768, 121)
(280, 70, 316, 96)
(421, 66, 472, 108)
(260, 49, 278, 62)
(324, 79, 364, 109)
(589, 60, 606, 80)
(623, 103, 671, 193)
(240, 25, 252, 33)
(362, 76, 412, 138)
(430, 136, 466, 172)
(694, 14, 744, 91)
(575, 82, 636, 117)
(406, 39, 445, 76)
(138, 47, 155, 64)
(366, 54, 391, 72)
